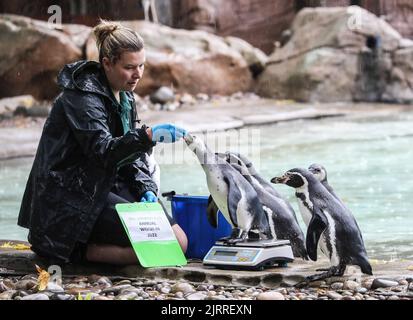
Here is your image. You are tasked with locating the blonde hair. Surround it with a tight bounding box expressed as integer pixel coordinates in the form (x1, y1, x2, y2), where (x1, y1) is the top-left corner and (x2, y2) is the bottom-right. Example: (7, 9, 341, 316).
(93, 20, 144, 64)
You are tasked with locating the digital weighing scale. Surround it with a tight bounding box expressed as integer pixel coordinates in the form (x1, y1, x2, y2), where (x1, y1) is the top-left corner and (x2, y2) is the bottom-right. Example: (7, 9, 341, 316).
(203, 239, 294, 270)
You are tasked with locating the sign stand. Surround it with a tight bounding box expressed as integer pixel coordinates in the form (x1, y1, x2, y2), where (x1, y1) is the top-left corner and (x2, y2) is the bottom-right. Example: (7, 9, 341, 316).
(116, 202, 187, 268)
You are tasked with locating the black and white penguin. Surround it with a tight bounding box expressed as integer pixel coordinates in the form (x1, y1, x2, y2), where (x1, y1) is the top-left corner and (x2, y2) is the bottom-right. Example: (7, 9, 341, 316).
(220, 152, 283, 198)
(184, 134, 271, 243)
(308, 164, 339, 202)
(218, 152, 308, 259)
(271, 168, 372, 281)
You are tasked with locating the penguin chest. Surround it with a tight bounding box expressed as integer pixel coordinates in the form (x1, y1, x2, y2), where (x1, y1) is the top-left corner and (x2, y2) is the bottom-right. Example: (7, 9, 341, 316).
(320, 210, 340, 266)
(205, 169, 232, 226)
(297, 199, 312, 227)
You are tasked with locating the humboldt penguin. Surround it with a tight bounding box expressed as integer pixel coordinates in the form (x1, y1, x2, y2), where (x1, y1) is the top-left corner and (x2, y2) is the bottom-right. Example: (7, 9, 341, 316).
(308, 163, 339, 202)
(184, 134, 271, 243)
(217, 152, 307, 259)
(272, 168, 372, 282)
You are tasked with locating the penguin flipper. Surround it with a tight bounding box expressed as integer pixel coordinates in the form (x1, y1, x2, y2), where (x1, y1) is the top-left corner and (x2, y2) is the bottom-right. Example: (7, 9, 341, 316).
(223, 176, 243, 227)
(206, 195, 219, 228)
(306, 208, 328, 261)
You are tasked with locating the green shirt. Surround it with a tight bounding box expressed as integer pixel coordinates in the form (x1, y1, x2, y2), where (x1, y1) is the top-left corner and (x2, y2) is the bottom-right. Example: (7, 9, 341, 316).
(119, 91, 132, 134)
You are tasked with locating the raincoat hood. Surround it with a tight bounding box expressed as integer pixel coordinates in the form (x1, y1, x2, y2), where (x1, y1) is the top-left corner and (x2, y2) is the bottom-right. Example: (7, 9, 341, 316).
(57, 60, 114, 101)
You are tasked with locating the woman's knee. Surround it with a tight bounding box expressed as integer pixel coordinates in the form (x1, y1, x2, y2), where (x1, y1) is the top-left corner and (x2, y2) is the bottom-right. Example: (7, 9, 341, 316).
(172, 224, 188, 253)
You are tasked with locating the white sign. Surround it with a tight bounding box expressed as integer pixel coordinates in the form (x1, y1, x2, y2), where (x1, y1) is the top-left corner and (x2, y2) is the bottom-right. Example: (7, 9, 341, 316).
(121, 211, 175, 242)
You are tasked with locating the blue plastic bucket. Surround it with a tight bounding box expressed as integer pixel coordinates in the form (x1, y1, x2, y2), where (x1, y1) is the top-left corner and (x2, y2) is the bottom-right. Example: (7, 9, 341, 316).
(170, 195, 232, 259)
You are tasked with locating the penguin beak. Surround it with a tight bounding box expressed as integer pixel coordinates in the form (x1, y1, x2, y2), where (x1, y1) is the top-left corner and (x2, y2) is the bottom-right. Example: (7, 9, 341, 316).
(215, 152, 226, 159)
(184, 133, 194, 145)
(271, 175, 288, 184)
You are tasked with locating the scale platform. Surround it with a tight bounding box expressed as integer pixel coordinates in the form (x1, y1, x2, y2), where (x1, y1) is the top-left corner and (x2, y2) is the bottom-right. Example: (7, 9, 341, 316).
(203, 239, 294, 271)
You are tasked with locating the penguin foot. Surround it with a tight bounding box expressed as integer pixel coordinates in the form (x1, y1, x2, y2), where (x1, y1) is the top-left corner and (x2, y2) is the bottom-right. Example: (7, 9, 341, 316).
(224, 237, 246, 245)
(296, 265, 346, 288)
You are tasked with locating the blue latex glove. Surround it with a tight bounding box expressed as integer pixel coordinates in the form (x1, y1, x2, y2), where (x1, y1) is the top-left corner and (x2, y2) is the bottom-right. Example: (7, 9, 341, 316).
(140, 191, 158, 203)
(151, 124, 187, 143)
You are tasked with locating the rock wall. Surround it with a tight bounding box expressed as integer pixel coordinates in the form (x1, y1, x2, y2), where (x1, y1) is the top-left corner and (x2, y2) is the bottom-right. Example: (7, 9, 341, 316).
(256, 6, 413, 103)
(0, 14, 85, 100)
(171, 0, 296, 55)
(86, 21, 255, 96)
(170, 0, 413, 54)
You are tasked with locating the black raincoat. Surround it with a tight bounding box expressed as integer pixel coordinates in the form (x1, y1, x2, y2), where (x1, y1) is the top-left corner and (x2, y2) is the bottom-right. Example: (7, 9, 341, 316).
(18, 60, 158, 262)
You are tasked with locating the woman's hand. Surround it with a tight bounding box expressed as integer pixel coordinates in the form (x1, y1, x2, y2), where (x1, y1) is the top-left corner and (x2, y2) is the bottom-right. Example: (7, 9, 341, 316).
(151, 124, 187, 143)
(140, 191, 158, 203)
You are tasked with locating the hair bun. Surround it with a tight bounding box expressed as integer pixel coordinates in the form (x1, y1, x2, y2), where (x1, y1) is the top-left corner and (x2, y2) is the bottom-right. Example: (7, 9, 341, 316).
(93, 20, 121, 49)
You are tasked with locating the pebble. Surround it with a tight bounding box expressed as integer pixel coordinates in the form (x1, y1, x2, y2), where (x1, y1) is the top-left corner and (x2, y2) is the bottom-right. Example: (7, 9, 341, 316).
(371, 279, 399, 289)
(186, 292, 207, 300)
(343, 280, 360, 291)
(101, 284, 133, 294)
(46, 282, 64, 292)
(327, 291, 343, 300)
(330, 282, 344, 290)
(21, 293, 49, 300)
(171, 282, 195, 294)
(0, 273, 412, 301)
(256, 291, 285, 300)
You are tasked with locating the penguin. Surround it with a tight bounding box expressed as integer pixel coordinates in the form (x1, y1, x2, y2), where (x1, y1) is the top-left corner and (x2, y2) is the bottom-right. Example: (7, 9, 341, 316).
(145, 149, 161, 193)
(271, 168, 372, 282)
(308, 164, 339, 202)
(219, 152, 283, 198)
(216, 152, 308, 259)
(184, 134, 271, 243)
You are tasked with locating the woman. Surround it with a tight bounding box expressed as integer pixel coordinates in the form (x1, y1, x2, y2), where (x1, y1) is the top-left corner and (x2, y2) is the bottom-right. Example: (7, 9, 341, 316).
(18, 20, 188, 265)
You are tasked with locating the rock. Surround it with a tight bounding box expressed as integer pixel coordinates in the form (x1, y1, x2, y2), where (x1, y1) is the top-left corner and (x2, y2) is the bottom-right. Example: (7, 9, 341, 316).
(0, 15, 82, 100)
(0, 95, 37, 117)
(46, 282, 64, 292)
(362, 278, 375, 290)
(15, 279, 37, 291)
(21, 293, 49, 300)
(93, 295, 113, 301)
(327, 291, 343, 300)
(0, 290, 16, 300)
(61, 24, 92, 50)
(256, 291, 285, 300)
(95, 277, 112, 288)
(171, 0, 296, 54)
(256, 6, 413, 103)
(175, 292, 184, 299)
(388, 295, 400, 300)
(185, 292, 207, 300)
(371, 279, 399, 289)
(116, 292, 138, 300)
(196, 284, 208, 292)
(114, 279, 131, 286)
(171, 282, 196, 295)
(343, 280, 360, 291)
(383, 46, 413, 103)
(330, 282, 344, 290)
(224, 36, 269, 76)
(86, 21, 252, 97)
(53, 294, 75, 301)
(309, 280, 326, 288)
(150, 86, 175, 104)
(101, 285, 133, 294)
(160, 287, 171, 294)
(0, 279, 15, 292)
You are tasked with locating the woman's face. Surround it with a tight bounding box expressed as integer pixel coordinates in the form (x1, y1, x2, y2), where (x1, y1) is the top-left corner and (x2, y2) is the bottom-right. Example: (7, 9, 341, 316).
(103, 49, 146, 93)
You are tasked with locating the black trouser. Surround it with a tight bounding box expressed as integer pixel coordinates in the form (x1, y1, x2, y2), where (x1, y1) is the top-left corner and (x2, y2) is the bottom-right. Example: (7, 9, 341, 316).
(71, 180, 176, 262)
